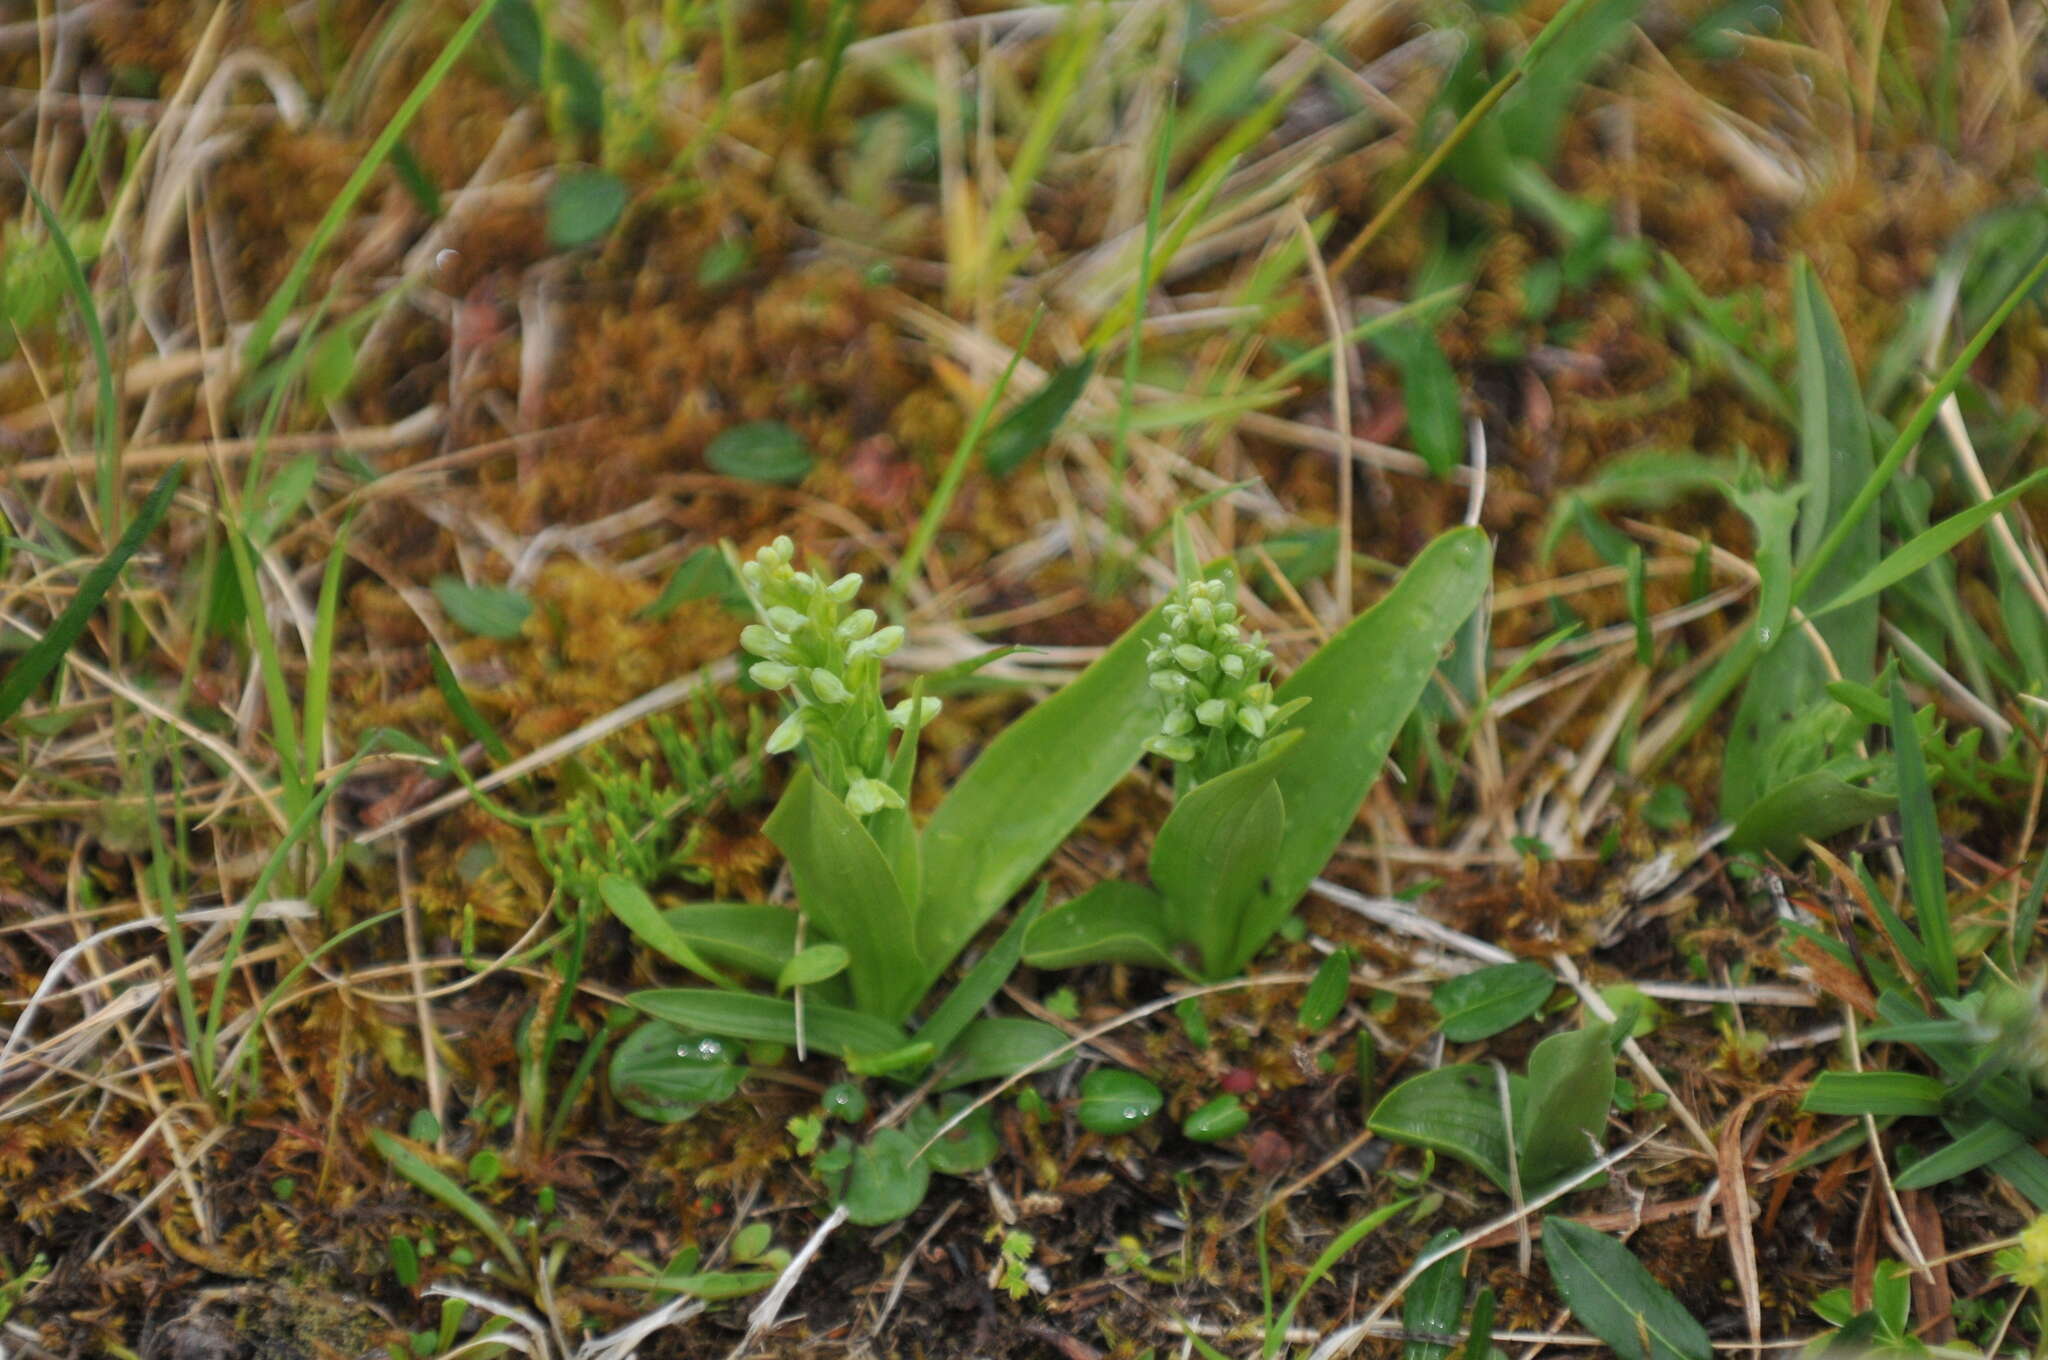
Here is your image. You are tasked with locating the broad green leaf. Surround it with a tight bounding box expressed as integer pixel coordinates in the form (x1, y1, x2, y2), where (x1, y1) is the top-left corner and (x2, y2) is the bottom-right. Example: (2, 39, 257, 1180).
(830, 1128, 931, 1225)
(1223, 528, 1493, 975)
(1368, 1064, 1522, 1191)
(658, 903, 803, 984)
(432, 576, 532, 639)
(607, 1021, 743, 1122)
(547, 168, 627, 247)
(1725, 770, 1896, 862)
(1022, 881, 1184, 973)
(935, 1017, 1068, 1090)
(914, 887, 1044, 1062)
(984, 354, 1097, 476)
(1542, 1217, 1711, 1360)
(1516, 1023, 1615, 1189)
(1402, 1228, 1467, 1360)
(764, 769, 923, 1021)
(1890, 683, 1956, 996)
(0, 467, 181, 725)
(777, 943, 850, 993)
(1893, 1118, 2027, 1190)
(370, 1129, 525, 1278)
(601, 875, 739, 990)
(918, 586, 1209, 981)
(1432, 962, 1555, 1042)
(1800, 1071, 1947, 1117)
(1815, 468, 2048, 617)
(705, 420, 813, 484)
(626, 988, 906, 1058)
(1152, 759, 1287, 979)
(1077, 1069, 1163, 1134)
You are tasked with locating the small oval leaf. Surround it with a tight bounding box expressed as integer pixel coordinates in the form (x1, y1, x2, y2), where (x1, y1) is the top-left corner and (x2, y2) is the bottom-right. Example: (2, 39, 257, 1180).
(547, 168, 628, 248)
(777, 942, 850, 993)
(1077, 1068, 1163, 1135)
(1298, 948, 1354, 1031)
(834, 1128, 931, 1226)
(1432, 961, 1555, 1042)
(1182, 1094, 1249, 1143)
(432, 576, 532, 639)
(706, 421, 814, 485)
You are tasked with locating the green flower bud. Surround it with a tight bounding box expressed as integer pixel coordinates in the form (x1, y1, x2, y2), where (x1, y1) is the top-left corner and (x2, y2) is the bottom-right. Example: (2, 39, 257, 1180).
(766, 606, 809, 634)
(888, 697, 943, 730)
(765, 712, 806, 754)
(837, 608, 878, 641)
(845, 777, 904, 816)
(1195, 698, 1230, 727)
(825, 573, 862, 603)
(1145, 734, 1199, 762)
(1172, 644, 1210, 671)
(750, 661, 796, 689)
(810, 669, 852, 704)
(850, 625, 904, 660)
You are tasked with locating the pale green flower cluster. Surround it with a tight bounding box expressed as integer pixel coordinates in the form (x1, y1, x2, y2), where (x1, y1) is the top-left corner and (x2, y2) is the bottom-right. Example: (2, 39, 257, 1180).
(739, 536, 939, 816)
(1143, 575, 1291, 786)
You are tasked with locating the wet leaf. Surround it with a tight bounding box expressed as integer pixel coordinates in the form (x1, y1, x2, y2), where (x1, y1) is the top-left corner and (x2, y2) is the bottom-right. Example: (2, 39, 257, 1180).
(1402, 1228, 1466, 1360)
(1077, 1069, 1164, 1134)
(607, 1022, 744, 1122)
(1182, 1095, 1249, 1142)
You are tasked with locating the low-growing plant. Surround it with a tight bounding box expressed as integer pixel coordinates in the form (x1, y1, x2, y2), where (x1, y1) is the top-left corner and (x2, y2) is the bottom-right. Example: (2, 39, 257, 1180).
(1022, 525, 1492, 980)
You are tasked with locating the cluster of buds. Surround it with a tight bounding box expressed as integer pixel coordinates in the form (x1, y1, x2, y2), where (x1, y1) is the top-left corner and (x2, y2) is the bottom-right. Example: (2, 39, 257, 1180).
(1143, 574, 1292, 786)
(739, 537, 939, 816)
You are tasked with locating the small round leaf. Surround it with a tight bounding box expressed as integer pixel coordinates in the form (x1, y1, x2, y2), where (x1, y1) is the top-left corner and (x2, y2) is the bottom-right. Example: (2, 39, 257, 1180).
(1182, 1094, 1249, 1143)
(833, 1128, 931, 1226)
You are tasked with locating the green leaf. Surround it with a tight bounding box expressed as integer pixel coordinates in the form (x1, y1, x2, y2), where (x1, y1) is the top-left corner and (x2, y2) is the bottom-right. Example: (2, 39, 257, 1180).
(1515, 1023, 1615, 1189)
(919, 585, 1209, 986)
(984, 354, 1097, 477)
(1815, 468, 2048, 617)
(1224, 528, 1493, 975)
(1152, 759, 1287, 979)
(547, 168, 627, 247)
(1892, 1118, 2027, 1190)
(1267, 1197, 1415, 1356)
(777, 943, 850, 993)
(636, 547, 744, 619)
(936, 1017, 1069, 1090)
(1182, 1095, 1249, 1142)
(1077, 1069, 1164, 1134)
(0, 466, 181, 726)
(1725, 770, 1896, 862)
(626, 988, 906, 1058)
(705, 421, 814, 484)
(1890, 682, 1956, 996)
(428, 642, 511, 762)
(607, 1021, 744, 1122)
(1800, 1071, 1947, 1118)
(1367, 1064, 1519, 1191)
(1402, 1228, 1467, 1360)
(1724, 463, 1803, 651)
(902, 1095, 1001, 1174)
(764, 769, 923, 1021)
(1022, 882, 1184, 973)
(432, 576, 532, 639)
(1432, 962, 1555, 1042)
(370, 1129, 525, 1279)
(1542, 1217, 1711, 1360)
(600, 875, 738, 990)
(306, 326, 358, 405)
(1297, 949, 1353, 1032)
(248, 454, 321, 545)
(657, 903, 804, 986)
(830, 1128, 931, 1226)
(914, 887, 1044, 1061)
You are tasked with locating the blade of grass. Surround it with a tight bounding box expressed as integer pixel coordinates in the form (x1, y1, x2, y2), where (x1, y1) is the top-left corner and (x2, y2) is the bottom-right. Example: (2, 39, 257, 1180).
(243, 0, 506, 368)
(1890, 681, 1956, 996)
(15, 163, 121, 538)
(0, 467, 180, 725)
(891, 310, 1041, 602)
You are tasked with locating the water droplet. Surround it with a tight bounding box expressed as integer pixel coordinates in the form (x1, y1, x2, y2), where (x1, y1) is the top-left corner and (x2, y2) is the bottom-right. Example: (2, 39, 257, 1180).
(1122, 1107, 1140, 1121)
(1757, 625, 1774, 645)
